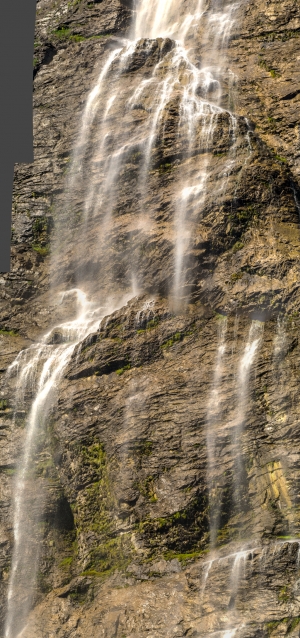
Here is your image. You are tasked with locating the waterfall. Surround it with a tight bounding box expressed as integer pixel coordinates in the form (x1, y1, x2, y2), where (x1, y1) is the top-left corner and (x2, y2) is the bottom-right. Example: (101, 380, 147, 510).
(206, 315, 227, 549)
(51, 0, 247, 307)
(233, 320, 264, 518)
(4, 0, 252, 634)
(201, 319, 263, 635)
(4, 290, 111, 638)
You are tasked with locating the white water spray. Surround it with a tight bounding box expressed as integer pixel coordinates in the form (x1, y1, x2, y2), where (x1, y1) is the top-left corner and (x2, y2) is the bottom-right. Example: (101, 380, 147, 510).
(4, 290, 126, 638)
(5, 0, 252, 634)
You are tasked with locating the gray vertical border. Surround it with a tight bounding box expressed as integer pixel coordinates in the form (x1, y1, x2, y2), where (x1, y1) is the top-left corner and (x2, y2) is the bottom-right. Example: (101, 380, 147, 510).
(0, 0, 37, 271)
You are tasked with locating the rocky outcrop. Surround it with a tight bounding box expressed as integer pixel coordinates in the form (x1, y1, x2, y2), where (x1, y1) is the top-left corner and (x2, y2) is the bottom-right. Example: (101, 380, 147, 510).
(0, 0, 300, 636)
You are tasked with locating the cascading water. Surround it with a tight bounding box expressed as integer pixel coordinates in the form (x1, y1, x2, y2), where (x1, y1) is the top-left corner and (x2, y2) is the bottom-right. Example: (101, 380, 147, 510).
(206, 315, 227, 549)
(4, 291, 114, 638)
(4, 1, 257, 636)
(52, 0, 248, 309)
(200, 317, 264, 637)
(233, 320, 264, 518)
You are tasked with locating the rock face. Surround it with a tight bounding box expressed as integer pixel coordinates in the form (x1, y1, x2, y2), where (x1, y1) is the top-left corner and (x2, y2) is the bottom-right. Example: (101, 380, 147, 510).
(0, 0, 300, 637)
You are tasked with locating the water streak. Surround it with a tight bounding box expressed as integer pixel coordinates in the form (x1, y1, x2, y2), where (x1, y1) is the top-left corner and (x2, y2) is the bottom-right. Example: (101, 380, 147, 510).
(5, 0, 252, 634)
(4, 291, 123, 638)
(206, 316, 228, 548)
(234, 321, 264, 512)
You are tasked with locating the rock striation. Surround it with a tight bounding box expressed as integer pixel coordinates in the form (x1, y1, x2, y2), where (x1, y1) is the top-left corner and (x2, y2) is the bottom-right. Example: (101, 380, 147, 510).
(0, 0, 300, 636)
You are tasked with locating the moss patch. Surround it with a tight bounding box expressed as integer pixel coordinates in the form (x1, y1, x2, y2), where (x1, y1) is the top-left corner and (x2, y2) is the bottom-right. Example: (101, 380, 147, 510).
(136, 494, 209, 557)
(70, 441, 134, 576)
(161, 332, 182, 349)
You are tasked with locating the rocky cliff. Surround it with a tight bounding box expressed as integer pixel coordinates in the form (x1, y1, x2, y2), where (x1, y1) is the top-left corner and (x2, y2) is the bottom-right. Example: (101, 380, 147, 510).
(1, 0, 300, 636)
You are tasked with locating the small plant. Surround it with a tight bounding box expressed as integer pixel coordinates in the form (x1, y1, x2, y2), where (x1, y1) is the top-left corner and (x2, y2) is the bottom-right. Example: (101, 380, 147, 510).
(59, 556, 73, 568)
(137, 476, 158, 502)
(70, 34, 85, 42)
(288, 617, 300, 633)
(266, 620, 280, 635)
(275, 154, 287, 164)
(52, 27, 71, 39)
(81, 569, 103, 577)
(116, 364, 131, 376)
(0, 400, 8, 410)
(231, 271, 243, 282)
(158, 162, 174, 174)
(68, 0, 82, 7)
(258, 58, 280, 78)
(32, 244, 50, 256)
(0, 329, 18, 336)
(161, 332, 182, 349)
(146, 317, 159, 330)
(232, 241, 244, 253)
(163, 550, 203, 565)
(278, 585, 289, 602)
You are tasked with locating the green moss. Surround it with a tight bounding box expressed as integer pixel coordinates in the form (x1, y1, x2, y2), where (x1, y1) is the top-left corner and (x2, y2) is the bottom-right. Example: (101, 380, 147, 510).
(278, 585, 289, 602)
(68, 0, 82, 7)
(84, 536, 131, 576)
(32, 244, 50, 256)
(146, 317, 159, 330)
(258, 58, 280, 77)
(0, 329, 18, 337)
(136, 494, 209, 558)
(33, 216, 52, 239)
(275, 154, 287, 164)
(137, 476, 157, 502)
(231, 271, 243, 282)
(158, 162, 174, 174)
(59, 556, 73, 568)
(232, 241, 244, 253)
(266, 620, 281, 635)
(52, 27, 72, 39)
(216, 524, 231, 544)
(288, 617, 300, 633)
(0, 400, 8, 410)
(64, 440, 136, 580)
(116, 364, 131, 376)
(161, 332, 182, 349)
(70, 34, 86, 42)
(52, 26, 112, 43)
(163, 550, 205, 565)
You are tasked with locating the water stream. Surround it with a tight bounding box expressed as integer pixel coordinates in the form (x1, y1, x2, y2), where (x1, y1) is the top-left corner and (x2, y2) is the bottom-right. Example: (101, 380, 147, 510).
(233, 320, 264, 517)
(3, 1, 265, 636)
(206, 315, 227, 549)
(3, 290, 131, 638)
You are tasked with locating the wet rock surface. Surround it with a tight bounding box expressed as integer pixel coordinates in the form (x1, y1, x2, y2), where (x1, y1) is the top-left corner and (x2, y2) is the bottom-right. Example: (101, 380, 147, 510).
(0, 0, 300, 636)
